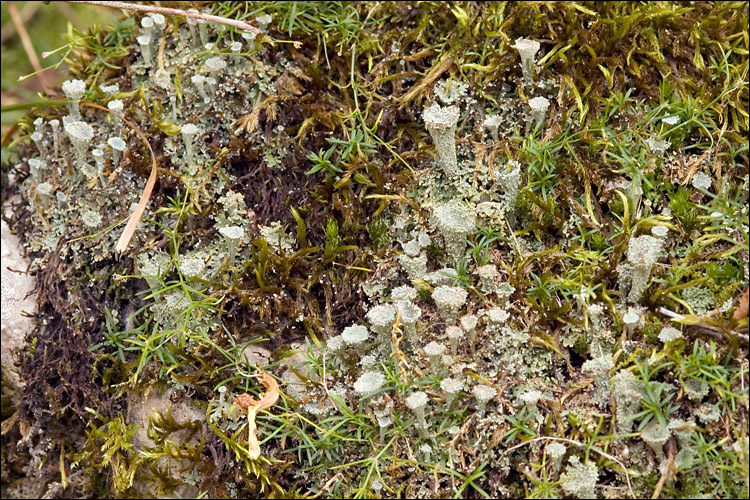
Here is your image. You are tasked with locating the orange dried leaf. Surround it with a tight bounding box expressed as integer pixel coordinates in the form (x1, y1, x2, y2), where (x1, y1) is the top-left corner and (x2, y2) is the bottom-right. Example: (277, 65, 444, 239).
(233, 393, 261, 412)
(733, 287, 749, 321)
(256, 371, 280, 410)
(231, 371, 279, 460)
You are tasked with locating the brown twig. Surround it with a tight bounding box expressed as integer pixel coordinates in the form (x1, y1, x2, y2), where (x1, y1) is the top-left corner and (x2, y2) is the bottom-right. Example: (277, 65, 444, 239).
(7, 1, 51, 94)
(63, 0, 261, 35)
(1, 1, 40, 43)
(398, 56, 454, 107)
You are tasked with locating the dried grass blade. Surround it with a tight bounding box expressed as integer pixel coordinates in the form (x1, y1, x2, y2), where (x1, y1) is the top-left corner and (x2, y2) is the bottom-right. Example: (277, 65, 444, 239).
(81, 101, 157, 253)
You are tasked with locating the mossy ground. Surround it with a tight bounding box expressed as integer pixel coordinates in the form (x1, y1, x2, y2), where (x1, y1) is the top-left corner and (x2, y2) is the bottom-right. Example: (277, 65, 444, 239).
(1, 2, 748, 498)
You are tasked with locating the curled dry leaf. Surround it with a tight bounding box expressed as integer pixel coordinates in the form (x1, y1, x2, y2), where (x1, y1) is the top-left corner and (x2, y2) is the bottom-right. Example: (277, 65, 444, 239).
(233, 370, 280, 460)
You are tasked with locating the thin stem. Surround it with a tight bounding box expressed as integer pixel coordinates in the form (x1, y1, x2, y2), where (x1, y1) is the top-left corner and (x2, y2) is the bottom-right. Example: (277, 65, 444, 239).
(1, 1, 40, 43)
(63, 0, 261, 35)
(8, 1, 52, 94)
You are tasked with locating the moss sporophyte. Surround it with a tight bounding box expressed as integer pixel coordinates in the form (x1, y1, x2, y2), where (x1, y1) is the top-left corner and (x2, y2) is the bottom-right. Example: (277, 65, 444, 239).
(2, 2, 747, 498)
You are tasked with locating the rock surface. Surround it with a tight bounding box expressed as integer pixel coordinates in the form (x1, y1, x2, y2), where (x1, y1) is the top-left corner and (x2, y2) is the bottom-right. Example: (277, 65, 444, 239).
(1, 199, 36, 393)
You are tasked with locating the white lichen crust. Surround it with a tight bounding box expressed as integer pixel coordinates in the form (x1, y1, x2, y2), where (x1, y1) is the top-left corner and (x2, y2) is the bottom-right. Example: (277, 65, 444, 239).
(1, 216, 37, 393)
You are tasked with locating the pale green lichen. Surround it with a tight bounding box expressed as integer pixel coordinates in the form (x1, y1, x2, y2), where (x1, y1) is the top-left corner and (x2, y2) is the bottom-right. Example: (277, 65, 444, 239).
(342, 324, 370, 349)
(582, 354, 614, 407)
(81, 209, 102, 228)
(353, 371, 386, 398)
(434, 79, 468, 105)
(514, 38, 541, 85)
(682, 286, 715, 314)
(422, 103, 460, 178)
(561, 456, 598, 499)
(432, 285, 468, 323)
(4, 4, 747, 499)
(433, 202, 476, 263)
(658, 326, 683, 344)
(259, 221, 296, 253)
(624, 234, 664, 303)
(613, 370, 643, 433)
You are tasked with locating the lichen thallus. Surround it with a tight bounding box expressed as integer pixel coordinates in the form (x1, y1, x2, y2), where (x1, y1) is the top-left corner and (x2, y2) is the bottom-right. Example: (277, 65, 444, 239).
(79, 101, 157, 253)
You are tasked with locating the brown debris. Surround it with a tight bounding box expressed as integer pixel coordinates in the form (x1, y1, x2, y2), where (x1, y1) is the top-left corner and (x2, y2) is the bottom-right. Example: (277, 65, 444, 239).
(233, 371, 280, 460)
(733, 287, 749, 321)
